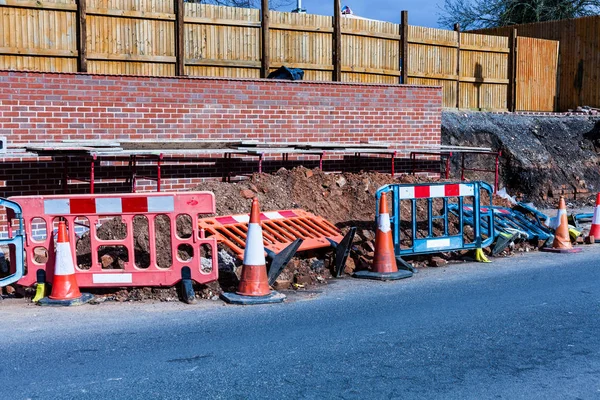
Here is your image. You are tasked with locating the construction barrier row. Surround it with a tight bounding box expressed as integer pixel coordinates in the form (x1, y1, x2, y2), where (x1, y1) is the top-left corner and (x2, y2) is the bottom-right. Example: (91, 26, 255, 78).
(0, 182, 594, 306)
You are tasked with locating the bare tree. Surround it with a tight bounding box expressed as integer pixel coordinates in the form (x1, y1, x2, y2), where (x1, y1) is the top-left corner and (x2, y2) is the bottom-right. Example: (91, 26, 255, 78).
(438, 0, 600, 30)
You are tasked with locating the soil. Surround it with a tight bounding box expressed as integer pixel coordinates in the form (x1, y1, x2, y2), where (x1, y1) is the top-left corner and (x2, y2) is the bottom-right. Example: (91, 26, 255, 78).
(442, 111, 600, 206)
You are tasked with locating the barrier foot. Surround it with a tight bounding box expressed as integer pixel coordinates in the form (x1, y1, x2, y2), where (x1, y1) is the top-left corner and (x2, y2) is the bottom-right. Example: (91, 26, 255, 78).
(396, 256, 415, 273)
(540, 247, 583, 253)
(32, 269, 47, 303)
(38, 293, 94, 307)
(327, 227, 357, 278)
(266, 238, 304, 286)
(220, 291, 286, 305)
(474, 248, 491, 263)
(492, 232, 517, 255)
(353, 270, 413, 281)
(180, 267, 197, 304)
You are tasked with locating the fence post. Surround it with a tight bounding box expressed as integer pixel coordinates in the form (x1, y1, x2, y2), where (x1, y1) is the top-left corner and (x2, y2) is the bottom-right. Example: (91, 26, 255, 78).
(333, 0, 342, 81)
(401, 11, 408, 85)
(76, 0, 87, 72)
(454, 23, 461, 108)
(508, 28, 518, 112)
(261, 0, 270, 78)
(174, 0, 185, 76)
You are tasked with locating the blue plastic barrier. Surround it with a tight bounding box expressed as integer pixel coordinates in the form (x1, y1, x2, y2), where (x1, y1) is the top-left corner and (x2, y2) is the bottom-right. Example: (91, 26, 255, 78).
(0, 198, 25, 287)
(375, 181, 495, 257)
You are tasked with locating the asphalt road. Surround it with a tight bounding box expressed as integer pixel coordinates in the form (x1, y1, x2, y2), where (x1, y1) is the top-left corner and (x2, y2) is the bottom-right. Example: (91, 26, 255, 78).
(2, 248, 600, 399)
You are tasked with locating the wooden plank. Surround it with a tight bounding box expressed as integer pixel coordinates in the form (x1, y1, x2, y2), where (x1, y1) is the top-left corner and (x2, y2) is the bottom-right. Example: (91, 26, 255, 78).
(401, 11, 408, 84)
(174, 0, 184, 76)
(86, 8, 175, 21)
(186, 58, 261, 68)
(459, 76, 509, 84)
(341, 66, 401, 76)
(0, 0, 77, 12)
(272, 62, 333, 71)
(184, 16, 260, 28)
(270, 23, 333, 33)
(407, 37, 458, 48)
(508, 28, 517, 112)
(261, 0, 269, 78)
(409, 72, 458, 81)
(460, 44, 509, 53)
(333, 0, 342, 81)
(76, 0, 87, 72)
(455, 23, 461, 108)
(87, 53, 176, 63)
(0, 47, 78, 57)
(341, 29, 400, 41)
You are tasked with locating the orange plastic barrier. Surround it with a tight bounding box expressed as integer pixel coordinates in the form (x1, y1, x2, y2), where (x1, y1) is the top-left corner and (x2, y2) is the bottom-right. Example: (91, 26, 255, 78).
(198, 209, 343, 259)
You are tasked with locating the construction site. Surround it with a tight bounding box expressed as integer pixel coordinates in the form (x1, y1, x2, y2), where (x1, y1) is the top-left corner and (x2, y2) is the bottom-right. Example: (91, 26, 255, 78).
(5, 1, 600, 398)
(1, 0, 600, 307)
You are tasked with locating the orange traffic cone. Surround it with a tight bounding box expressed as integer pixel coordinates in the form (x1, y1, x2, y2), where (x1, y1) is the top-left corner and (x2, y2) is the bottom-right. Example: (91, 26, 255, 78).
(38, 221, 93, 306)
(220, 198, 285, 305)
(354, 192, 413, 281)
(586, 192, 600, 243)
(542, 196, 582, 253)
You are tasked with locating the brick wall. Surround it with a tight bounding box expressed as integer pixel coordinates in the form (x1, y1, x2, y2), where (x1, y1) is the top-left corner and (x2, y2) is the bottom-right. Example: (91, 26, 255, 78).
(0, 71, 441, 199)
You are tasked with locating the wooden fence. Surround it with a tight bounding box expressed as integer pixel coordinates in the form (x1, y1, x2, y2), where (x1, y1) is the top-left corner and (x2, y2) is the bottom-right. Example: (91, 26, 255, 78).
(473, 16, 599, 111)
(0, 0, 559, 111)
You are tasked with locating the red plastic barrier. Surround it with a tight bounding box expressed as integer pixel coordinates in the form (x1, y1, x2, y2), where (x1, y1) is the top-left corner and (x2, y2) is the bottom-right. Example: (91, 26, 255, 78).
(8, 192, 217, 288)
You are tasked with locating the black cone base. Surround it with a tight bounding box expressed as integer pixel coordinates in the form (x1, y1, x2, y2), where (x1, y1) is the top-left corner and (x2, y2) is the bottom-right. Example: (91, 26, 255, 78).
(37, 292, 94, 307)
(353, 270, 413, 281)
(220, 291, 286, 305)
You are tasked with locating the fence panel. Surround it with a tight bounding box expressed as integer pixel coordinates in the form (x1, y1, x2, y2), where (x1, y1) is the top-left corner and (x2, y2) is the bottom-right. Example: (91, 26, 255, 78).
(341, 17, 400, 84)
(459, 32, 509, 111)
(0, 0, 78, 72)
(406, 26, 458, 108)
(86, 0, 175, 76)
(185, 3, 260, 78)
(269, 11, 333, 81)
(515, 37, 559, 111)
(473, 16, 595, 111)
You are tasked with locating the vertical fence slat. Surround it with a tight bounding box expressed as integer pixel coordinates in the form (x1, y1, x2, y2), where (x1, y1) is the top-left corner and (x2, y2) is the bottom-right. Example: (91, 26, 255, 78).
(401, 10, 408, 84)
(77, 0, 87, 72)
(175, 0, 184, 76)
(333, 0, 341, 81)
(260, 0, 269, 78)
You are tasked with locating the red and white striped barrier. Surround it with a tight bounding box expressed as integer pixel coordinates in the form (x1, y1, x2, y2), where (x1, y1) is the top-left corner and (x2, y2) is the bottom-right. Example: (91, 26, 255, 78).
(8, 192, 217, 288)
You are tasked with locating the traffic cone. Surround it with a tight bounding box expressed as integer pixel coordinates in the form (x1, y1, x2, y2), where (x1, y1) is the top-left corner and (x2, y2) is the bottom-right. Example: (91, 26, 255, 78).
(354, 192, 413, 281)
(220, 198, 286, 305)
(542, 196, 582, 253)
(586, 192, 600, 243)
(38, 221, 93, 306)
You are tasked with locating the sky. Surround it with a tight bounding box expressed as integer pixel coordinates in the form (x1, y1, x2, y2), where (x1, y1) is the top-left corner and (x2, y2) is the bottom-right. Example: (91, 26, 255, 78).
(277, 0, 443, 27)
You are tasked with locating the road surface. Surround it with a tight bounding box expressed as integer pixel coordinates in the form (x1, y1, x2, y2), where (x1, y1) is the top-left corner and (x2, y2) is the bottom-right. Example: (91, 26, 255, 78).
(2, 248, 600, 399)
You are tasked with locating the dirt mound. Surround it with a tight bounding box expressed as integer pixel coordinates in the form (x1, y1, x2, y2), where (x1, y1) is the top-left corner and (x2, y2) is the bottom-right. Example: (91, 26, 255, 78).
(443, 111, 600, 205)
(195, 167, 423, 225)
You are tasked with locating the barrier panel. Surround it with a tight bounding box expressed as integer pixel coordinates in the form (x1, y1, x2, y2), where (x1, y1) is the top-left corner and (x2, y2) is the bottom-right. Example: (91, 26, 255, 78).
(198, 209, 344, 259)
(7, 192, 217, 288)
(0, 198, 25, 287)
(375, 182, 495, 256)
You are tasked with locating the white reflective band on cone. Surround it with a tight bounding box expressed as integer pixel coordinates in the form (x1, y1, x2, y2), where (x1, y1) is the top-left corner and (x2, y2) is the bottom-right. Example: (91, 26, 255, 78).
(378, 213, 391, 233)
(243, 223, 266, 266)
(593, 206, 600, 225)
(54, 242, 76, 275)
(556, 208, 567, 221)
